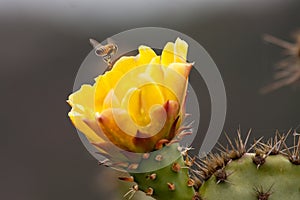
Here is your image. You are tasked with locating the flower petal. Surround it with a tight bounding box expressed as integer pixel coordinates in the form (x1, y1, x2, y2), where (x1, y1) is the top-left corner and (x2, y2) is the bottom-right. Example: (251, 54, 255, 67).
(168, 63, 192, 80)
(102, 89, 120, 110)
(96, 108, 139, 151)
(146, 56, 164, 83)
(161, 42, 175, 67)
(161, 37, 188, 66)
(112, 56, 137, 74)
(94, 70, 123, 112)
(136, 45, 157, 66)
(163, 65, 189, 106)
(174, 37, 188, 63)
(127, 86, 166, 126)
(67, 84, 102, 143)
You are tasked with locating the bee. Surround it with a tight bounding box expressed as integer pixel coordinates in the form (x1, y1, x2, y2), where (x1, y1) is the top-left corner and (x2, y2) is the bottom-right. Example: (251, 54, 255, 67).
(260, 30, 300, 93)
(89, 38, 118, 69)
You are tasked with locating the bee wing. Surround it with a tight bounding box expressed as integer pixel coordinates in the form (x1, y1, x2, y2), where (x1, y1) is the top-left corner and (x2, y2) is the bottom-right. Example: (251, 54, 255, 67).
(89, 38, 103, 49)
(107, 37, 116, 45)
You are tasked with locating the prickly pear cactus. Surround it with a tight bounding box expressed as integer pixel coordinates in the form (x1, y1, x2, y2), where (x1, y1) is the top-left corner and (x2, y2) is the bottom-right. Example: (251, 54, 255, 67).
(196, 130, 300, 200)
(120, 144, 196, 200)
(67, 34, 300, 200)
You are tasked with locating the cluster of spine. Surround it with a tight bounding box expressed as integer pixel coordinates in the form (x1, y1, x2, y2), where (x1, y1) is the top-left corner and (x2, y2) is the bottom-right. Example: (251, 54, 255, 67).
(121, 146, 196, 200)
(118, 129, 300, 200)
(261, 31, 300, 93)
(116, 124, 199, 200)
(194, 129, 300, 200)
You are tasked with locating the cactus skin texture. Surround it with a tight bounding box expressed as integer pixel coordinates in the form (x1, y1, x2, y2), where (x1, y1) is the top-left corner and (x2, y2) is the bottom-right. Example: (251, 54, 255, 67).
(200, 153, 300, 200)
(121, 144, 196, 200)
(120, 130, 300, 200)
(197, 130, 300, 200)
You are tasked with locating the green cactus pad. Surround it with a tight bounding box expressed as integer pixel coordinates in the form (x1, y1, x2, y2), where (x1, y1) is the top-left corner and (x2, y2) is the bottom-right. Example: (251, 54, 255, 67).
(197, 130, 300, 200)
(200, 153, 300, 200)
(119, 130, 300, 200)
(123, 144, 196, 200)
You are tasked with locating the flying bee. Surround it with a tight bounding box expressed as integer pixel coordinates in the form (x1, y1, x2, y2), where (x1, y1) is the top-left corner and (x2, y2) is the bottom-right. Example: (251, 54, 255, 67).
(89, 38, 118, 69)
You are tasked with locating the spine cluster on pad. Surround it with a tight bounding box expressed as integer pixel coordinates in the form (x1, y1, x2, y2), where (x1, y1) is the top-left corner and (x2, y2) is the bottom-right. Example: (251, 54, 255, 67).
(118, 144, 197, 200)
(195, 129, 300, 200)
(118, 129, 300, 200)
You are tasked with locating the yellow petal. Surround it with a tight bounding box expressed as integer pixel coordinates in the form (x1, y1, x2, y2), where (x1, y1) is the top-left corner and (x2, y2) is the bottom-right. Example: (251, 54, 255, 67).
(94, 70, 123, 112)
(67, 84, 102, 143)
(102, 89, 120, 110)
(94, 46, 156, 113)
(150, 55, 161, 64)
(68, 84, 94, 115)
(146, 56, 164, 83)
(161, 38, 188, 66)
(127, 85, 165, 126)
(136, 45, 157, 66)
(168, 63, 192, 80)
(161, 42, 175, 67)
(174, 37, 188, 63)
(112, 56, 137, 74)
(139, 104, 167, 135)
(163, 66, 188, 105)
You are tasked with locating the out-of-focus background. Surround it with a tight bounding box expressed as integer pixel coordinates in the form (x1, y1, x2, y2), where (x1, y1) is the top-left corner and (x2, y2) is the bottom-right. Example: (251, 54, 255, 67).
(1, 0, 300, 199)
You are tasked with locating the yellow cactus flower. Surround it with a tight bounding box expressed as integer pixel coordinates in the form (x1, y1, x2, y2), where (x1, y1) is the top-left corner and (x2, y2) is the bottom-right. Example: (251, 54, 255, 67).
(68, 38, 192, 154)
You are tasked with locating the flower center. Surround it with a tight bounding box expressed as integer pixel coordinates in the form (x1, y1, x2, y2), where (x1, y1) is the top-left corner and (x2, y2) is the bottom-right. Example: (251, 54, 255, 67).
(128, 83, 177, 127)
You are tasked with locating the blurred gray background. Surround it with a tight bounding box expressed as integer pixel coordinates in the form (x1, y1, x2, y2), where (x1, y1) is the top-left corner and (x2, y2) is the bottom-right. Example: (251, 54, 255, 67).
(1, 0, 300, 199)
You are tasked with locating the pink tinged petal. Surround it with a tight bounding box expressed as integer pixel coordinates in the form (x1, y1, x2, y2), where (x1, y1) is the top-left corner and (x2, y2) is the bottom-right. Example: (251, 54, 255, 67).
(168, 63, 192, 80)
(164, 100, 180, 119)
(68, 111, 102, 143)
(167, 115, 180, 140)
(95, 109, 141, 152)
(132, 130, 156, 152)
(82, 118, 108, 141)
(67, 84, 105, 143)
(108, 108, 138, 137)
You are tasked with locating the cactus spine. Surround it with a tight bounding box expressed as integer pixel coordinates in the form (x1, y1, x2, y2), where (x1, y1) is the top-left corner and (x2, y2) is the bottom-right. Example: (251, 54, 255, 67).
(197, 129, 300, 200)
(119, 129, 300, 200)
(119, 144, 197, 200)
